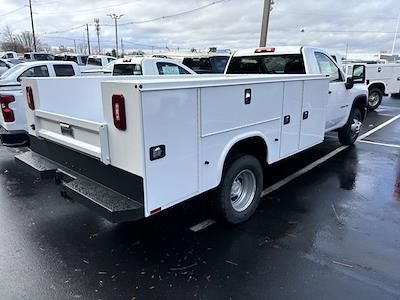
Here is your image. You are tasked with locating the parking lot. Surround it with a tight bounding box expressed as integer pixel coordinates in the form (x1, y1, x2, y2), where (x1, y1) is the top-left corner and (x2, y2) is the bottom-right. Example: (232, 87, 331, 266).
(0, 96, 399, 299)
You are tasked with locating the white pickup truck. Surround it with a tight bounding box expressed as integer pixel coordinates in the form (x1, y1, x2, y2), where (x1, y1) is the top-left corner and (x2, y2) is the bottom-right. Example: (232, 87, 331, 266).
(225, 46, 368, 142)
(343, 63, 400, 110)
(16, 54, 367, 225)
(0, 61, 80, 146)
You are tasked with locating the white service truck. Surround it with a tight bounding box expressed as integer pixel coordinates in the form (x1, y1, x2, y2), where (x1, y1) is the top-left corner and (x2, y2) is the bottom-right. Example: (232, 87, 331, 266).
(16, 59, 366, 225)
(343, 63, 400, 110)
(0, 61, 80, 146)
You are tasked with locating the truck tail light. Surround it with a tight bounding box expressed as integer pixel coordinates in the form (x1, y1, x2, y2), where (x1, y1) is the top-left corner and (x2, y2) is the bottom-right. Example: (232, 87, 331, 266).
(0, 95, 15, 123)
(112, 94, 126, 130)
(255, 47, 275, 53)
(26, 86, 35, 110)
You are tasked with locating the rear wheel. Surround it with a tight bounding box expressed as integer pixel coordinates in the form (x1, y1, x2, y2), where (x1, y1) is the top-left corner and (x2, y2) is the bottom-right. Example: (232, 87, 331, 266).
(338, 107, 362, 145)
(367, 88, 383, 110)
(216, 154, 263, 224)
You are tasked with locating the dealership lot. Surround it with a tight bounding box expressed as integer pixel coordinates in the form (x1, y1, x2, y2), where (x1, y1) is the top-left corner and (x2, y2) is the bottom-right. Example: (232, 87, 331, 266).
(0, 97, 399, 300)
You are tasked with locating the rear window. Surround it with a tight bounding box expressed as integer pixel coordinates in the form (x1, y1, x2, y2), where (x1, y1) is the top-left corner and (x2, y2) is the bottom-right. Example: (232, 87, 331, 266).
(210, 56, 229, 73)
(88, 57, 102, 66)
(113, 64, 142, 76)
(33, 53, 54, 61)
(24, 54, 31, 59)
(54, 55, 65, 61)
(81, 56, 88, 64)
(226, 54, 306, 74)
(54, 64, 75, 76)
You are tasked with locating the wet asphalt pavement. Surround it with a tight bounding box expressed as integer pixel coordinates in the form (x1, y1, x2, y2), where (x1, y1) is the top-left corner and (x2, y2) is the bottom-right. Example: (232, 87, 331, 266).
(0, 97, 399, 300)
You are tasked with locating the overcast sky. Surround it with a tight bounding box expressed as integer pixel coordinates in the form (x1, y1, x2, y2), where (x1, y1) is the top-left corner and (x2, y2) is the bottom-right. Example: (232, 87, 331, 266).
(0, 0, 399, 54)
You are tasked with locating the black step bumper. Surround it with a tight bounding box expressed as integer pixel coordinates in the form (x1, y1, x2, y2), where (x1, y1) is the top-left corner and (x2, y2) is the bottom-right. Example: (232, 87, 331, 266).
(0, 126, 29, 147)
(15, 137, 145, 223)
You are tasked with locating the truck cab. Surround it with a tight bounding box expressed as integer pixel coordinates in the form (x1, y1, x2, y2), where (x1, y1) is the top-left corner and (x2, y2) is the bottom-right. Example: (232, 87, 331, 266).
(225, 46, 368, 138)
(23, 52, 55, 61)
(85, 55, 116, 70)
(112, 57, 196, 75)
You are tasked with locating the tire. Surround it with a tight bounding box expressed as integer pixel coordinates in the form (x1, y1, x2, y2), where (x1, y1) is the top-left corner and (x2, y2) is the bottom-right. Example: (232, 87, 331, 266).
(216, 154, 263, 224)
(338, 107, 362, 145)
(367, 88, 383, 110)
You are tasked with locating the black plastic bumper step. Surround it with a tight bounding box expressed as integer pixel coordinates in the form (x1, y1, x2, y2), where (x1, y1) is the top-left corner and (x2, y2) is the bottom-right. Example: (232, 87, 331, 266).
(15, 151, 57, 179)
(61, 177, 144, 223)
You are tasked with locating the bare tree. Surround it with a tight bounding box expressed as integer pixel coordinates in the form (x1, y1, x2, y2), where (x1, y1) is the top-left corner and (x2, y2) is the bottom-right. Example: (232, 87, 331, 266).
(1, 26, 41, 52)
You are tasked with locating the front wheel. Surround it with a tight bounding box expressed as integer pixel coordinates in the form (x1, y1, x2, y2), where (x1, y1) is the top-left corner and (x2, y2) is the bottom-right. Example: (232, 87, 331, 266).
(338, 107, 362, 145)
(216, 154, 263, 224)
(367, 88, 383, 110)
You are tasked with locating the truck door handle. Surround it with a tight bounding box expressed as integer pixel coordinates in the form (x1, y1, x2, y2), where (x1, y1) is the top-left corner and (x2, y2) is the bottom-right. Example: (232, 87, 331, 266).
(303, 111, 309, 120)
(244, 88, 251, 105)
(283, 115, 291, 125)
(328, 91, 332, 94)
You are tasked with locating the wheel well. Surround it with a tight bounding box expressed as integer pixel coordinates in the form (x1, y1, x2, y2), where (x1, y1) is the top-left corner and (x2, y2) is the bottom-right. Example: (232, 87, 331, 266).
(224, 137, 268, 168)
(369, 83, 385, 94)
(352, 94, 367, 119)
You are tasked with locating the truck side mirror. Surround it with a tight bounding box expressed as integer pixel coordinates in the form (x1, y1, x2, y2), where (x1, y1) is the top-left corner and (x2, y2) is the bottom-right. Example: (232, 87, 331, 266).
(351, 64, 366, 84)
(345, 77, 354, 90)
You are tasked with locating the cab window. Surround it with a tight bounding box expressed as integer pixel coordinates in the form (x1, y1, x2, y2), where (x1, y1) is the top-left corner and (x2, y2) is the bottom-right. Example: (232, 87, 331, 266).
(314, 52, 342, 82)
(156, 62, 191, 75)
(18, 65, 49, 80)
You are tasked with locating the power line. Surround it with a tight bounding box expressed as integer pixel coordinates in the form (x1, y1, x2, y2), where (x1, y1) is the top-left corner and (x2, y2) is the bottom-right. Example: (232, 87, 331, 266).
(101, 0, 229, 26)
(0, 6, 26, 18)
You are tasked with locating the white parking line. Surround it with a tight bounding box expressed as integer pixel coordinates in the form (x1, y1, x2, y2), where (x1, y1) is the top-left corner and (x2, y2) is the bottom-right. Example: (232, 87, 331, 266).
(358, 140, 400, 148)
(261, 113, 400, 198)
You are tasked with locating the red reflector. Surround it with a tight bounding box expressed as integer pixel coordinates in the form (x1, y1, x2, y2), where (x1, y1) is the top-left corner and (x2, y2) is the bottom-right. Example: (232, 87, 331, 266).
(255, 47, 275, 53)
(26, 86, 35, 110)
(112, 94, 126, 130)
(150, 207, 161, 215)
(0, 95, 15, 123)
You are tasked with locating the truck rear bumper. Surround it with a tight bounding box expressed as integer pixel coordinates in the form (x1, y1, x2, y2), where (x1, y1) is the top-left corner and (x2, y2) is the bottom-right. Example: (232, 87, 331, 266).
(15, 137, 145, 223)
(0, 126, 29, 147)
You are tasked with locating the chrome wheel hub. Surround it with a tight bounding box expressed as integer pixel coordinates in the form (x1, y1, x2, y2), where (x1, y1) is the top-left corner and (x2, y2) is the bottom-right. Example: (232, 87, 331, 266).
(368, 93, 380, 107)
(351, 118, 362, 136)
(230, 169, 257, 212)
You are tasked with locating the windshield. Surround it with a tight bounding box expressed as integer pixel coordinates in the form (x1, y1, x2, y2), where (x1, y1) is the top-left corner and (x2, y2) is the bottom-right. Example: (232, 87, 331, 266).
(113, 64, 142, 76)
(226, 54, 306, 74)
(0, 64, 26, 79)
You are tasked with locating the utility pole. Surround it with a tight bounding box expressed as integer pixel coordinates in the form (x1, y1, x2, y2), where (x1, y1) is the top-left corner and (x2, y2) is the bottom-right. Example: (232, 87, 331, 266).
(86, 24, 91, 55)
(259, 0, 274, 47)
(94, 18, 101, 54)
(28, 0, 37, 51)
(73, 39, 77, 53)
(391, 12, 400, 55)
(121, 38, 124, 57)
(107, 14, 124, 57)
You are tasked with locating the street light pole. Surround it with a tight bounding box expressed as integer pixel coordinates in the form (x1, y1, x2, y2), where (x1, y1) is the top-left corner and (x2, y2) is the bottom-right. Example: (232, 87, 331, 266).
(259, 0, 275, 47)
(107, 14, 124, 57)
(28, 0, 37, 51)
(86, 24, 91, 55)
(391, 12, 400, 55)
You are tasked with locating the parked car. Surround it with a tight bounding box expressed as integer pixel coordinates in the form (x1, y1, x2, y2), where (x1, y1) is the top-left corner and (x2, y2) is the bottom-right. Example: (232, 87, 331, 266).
(343, 62, 400, 110)
(1, 51, 19, 59)
(85, 55, 116, 70)
(0, 61, 80, 146)
(182, 55, 230, 73)
(65, 54, 88, 66)
(24, 52, 55, 61)
(17, 49, 366, 225)
(112, 57, 196, 75)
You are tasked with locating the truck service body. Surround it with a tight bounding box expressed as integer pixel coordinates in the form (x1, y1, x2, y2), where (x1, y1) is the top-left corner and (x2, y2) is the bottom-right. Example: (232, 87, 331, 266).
(343, 62, 400, 110)
(0, 61, 81, 146)
(17, 47, 368, 224)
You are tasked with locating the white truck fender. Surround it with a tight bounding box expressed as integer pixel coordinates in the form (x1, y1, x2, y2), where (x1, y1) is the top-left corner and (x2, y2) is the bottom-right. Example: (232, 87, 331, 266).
(215, 131, 269, 186)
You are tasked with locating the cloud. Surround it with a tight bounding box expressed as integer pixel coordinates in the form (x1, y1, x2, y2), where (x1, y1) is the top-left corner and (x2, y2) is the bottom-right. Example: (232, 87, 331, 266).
(0, 0, 399, 54)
